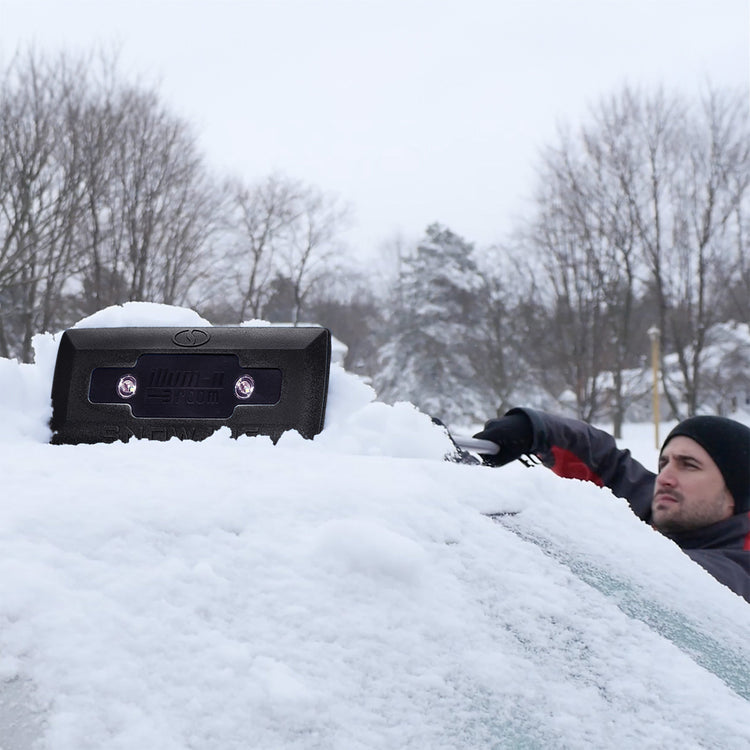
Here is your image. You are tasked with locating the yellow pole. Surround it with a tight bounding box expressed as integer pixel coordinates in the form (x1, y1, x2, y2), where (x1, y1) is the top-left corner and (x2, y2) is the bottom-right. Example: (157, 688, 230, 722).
(648, 326, 661, 449)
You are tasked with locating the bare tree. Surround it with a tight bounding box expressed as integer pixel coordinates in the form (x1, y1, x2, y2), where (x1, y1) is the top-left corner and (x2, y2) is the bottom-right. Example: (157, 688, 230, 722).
(522, 128, 619, 423)
(280, 185, 350, 325)
(581, 89, 659, 434)
(225, 174, 302, 320)
(723, 195, 750, 324)
(473, 243, 536, 418)
(520, 84, 750, 423)
(72, 53, 130, 315)
(213, 176, 349, 325)
(0, 48, 224, 358)
(635, 87, 750, 416)
(0, 51, 89, 360)
(107, 86, 219, 306)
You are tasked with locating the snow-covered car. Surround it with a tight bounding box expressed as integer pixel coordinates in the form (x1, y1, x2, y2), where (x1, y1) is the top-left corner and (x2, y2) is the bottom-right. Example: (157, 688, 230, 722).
(1, 303, 749, 750)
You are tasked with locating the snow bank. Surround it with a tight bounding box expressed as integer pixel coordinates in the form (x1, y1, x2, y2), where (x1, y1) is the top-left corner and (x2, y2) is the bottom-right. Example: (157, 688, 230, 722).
(0, 303, 748, 750)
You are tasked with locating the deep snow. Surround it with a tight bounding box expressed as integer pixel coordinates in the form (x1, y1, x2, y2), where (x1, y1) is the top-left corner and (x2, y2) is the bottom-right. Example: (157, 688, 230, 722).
(0, 302, 749, 750)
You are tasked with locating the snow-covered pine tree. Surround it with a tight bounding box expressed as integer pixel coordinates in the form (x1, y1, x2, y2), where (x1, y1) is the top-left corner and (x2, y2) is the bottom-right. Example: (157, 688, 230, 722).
(374, 223, 490, 425)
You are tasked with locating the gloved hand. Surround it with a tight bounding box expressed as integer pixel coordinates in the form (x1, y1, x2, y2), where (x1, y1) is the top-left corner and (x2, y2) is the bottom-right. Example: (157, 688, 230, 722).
(473, 412, 533, 467)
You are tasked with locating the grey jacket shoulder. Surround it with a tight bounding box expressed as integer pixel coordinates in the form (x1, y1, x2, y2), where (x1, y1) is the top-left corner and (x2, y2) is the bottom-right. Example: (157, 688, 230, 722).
(507, 407, 750, 603)
(508, 407, 655, 519)
(672, 515, 750, 602)
(684, 549, 750, 602)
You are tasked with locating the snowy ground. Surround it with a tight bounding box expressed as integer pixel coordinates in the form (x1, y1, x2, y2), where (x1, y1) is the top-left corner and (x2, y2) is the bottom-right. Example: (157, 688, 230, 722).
(1, 303, 749, 750)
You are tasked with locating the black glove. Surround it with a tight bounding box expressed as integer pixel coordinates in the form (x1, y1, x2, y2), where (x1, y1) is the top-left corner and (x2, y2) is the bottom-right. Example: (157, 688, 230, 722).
(473, 412, 533, 467)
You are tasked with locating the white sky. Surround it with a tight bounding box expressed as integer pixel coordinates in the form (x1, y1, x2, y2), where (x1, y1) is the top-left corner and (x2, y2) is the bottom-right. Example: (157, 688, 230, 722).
(1, 0, 749, 259)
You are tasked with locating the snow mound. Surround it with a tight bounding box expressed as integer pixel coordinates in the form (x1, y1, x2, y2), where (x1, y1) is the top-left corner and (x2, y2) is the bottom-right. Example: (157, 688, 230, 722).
(72, 301, 212, 329)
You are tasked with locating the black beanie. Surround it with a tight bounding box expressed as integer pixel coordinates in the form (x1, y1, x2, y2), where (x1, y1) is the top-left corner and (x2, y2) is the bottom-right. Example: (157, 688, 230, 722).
(661, 416, 750, 514)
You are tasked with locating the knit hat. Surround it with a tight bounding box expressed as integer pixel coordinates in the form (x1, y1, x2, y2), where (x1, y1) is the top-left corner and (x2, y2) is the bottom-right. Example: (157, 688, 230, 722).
(661, 416, 750, 514)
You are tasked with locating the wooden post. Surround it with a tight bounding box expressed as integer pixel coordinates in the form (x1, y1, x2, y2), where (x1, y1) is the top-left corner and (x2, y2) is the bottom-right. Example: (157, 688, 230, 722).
(647, 326, 661, 449)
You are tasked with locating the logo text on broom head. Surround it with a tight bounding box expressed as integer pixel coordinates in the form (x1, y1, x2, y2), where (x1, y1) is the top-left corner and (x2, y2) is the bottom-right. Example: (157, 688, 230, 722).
(172, 329, 211, 347)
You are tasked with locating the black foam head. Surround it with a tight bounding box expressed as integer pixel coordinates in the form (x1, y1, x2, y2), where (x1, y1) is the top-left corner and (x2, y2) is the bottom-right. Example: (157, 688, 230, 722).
(50, 326, 331, 444)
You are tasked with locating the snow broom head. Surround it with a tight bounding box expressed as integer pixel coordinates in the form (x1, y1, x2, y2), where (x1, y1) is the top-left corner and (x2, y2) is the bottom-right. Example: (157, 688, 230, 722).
(49, 326, 331, 445)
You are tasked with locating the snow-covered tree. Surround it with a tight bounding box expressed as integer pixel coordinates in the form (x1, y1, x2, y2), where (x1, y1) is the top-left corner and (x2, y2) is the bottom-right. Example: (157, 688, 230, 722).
(374, 224, 489, 424)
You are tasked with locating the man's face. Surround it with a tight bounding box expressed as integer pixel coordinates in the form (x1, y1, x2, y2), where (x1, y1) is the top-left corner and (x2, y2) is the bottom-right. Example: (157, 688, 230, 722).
(652, 436, 734, 534)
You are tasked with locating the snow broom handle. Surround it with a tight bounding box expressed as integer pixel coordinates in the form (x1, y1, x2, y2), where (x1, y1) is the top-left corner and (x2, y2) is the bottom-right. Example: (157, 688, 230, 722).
(452, 436, 500, 456)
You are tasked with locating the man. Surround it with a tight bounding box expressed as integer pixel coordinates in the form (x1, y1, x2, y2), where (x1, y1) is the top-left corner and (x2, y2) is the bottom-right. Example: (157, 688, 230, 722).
(473, 409, 750, 603)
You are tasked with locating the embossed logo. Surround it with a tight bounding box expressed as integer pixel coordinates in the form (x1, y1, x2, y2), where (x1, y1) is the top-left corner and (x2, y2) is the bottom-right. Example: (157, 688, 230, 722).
(172, 329, 210, 347)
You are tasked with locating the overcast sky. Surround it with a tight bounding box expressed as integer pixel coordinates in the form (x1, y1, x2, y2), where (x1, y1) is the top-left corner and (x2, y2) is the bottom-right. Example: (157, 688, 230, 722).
(1, 1, 748, 259)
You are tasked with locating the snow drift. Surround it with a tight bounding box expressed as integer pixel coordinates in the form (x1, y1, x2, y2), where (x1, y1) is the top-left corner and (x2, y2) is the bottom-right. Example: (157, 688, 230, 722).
(0, 302, 749, 750)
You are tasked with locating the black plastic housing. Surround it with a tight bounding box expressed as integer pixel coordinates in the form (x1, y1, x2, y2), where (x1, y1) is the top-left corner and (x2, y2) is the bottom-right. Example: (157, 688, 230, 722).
(50, 326, 331, 444)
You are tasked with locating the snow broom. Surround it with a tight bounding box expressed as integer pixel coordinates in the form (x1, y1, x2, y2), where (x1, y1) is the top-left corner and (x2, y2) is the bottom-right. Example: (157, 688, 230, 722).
(49, 326, 331, 445)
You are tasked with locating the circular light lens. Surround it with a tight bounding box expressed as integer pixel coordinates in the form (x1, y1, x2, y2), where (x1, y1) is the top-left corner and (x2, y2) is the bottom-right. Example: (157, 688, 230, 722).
(117, 374, 138, 399)
(234, 375, 255, 400)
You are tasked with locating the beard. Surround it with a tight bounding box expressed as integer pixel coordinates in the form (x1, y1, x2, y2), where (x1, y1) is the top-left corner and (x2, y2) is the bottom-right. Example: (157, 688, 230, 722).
(651, 487, 733, 534)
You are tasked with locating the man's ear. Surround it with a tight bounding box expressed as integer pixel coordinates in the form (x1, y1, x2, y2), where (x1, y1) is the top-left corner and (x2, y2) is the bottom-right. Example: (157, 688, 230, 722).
(724, 487, 736, 516)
